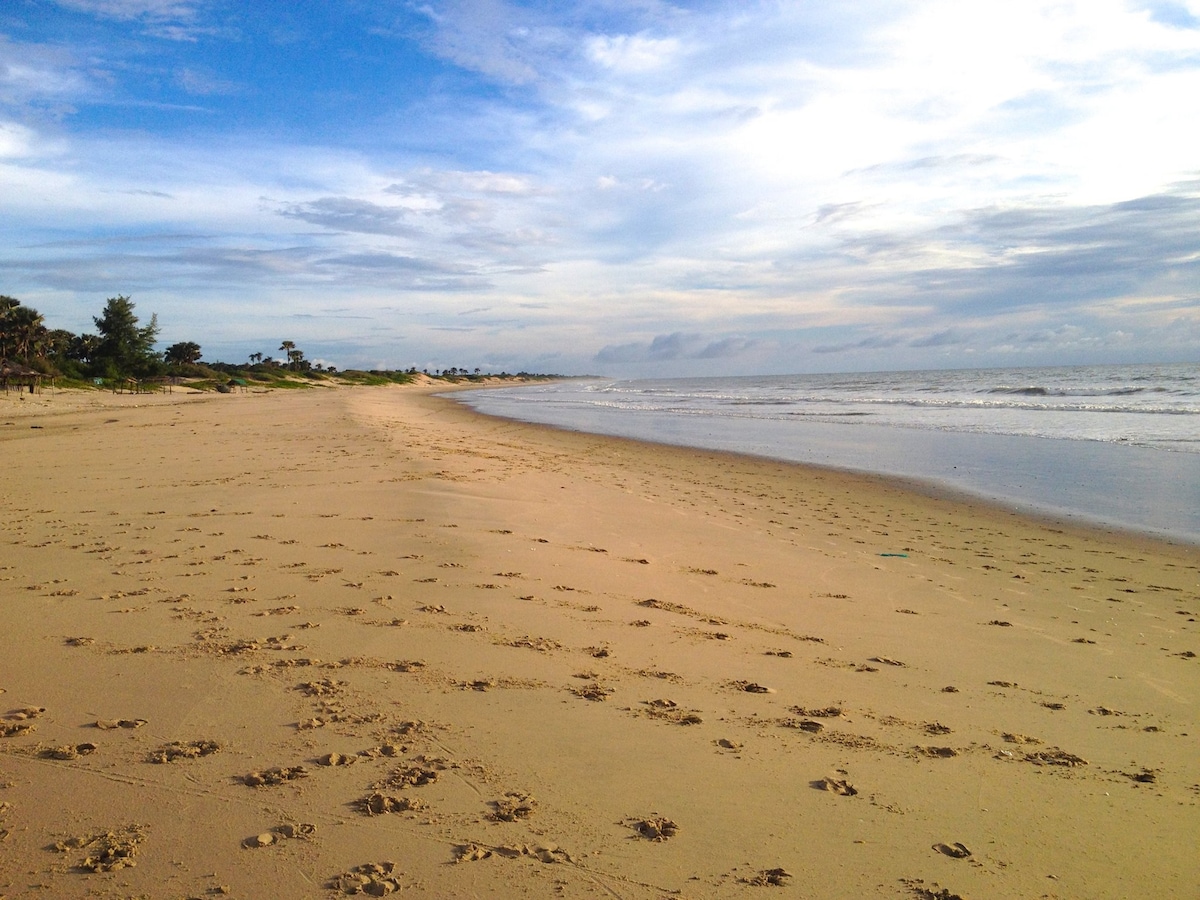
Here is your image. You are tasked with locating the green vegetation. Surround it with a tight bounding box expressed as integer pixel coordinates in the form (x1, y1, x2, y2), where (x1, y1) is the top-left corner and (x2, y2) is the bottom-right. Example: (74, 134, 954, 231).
(163, 340, 202, 366)
(0, 292, 565, 392)
(93, 295, 161, 378)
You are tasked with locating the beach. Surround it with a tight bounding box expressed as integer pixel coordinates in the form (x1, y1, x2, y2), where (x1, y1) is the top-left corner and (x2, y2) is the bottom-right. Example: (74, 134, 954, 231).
(1, 382, 1197, 899)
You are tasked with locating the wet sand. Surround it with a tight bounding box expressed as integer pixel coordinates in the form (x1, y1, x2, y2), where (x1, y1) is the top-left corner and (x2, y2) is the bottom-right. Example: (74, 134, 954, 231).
(1, 383, 1197, 899)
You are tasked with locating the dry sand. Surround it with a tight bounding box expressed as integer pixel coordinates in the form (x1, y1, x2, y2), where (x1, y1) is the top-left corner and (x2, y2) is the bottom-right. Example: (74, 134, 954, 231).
(1, 382, 1197, 899)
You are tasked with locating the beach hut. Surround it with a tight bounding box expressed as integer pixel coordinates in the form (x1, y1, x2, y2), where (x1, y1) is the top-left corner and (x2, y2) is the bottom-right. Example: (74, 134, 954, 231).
(0, 358, 44, 394)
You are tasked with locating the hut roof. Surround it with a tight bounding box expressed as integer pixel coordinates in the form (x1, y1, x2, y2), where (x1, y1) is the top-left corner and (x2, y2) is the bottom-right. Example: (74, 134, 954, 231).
(0, 358, 43, 378)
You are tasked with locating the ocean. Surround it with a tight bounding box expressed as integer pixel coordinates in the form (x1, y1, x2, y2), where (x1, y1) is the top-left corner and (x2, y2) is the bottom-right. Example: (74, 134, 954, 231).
(455, 363, 1200, 544)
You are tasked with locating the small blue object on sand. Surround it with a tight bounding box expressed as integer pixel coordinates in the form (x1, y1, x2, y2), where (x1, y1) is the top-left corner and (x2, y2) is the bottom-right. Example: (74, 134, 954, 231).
(879, 553, 908, 557)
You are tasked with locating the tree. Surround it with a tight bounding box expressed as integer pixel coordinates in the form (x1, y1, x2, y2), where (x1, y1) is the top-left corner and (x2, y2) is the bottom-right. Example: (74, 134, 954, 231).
(0, 301, 46, 362)
(279, 340, 296, 369)
(93, 295, 161, 377)
(69, 334, 101, 365)
(44, 328, 75, 356)
(164, 341, 202, 366)
(0, 296, 19, 358)
(249, 352, 263, 365)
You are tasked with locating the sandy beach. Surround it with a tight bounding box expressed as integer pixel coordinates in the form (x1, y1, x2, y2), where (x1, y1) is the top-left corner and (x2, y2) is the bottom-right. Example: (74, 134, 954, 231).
(1, 382, 1197, 899)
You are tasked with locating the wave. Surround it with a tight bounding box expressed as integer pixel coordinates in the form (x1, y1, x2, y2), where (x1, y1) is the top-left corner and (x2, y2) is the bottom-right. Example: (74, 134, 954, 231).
(989, 386, 1049, 396)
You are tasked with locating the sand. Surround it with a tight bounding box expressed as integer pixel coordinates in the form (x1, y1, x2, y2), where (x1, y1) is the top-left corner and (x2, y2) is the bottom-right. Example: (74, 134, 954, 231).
(1, 382, 1197, 899)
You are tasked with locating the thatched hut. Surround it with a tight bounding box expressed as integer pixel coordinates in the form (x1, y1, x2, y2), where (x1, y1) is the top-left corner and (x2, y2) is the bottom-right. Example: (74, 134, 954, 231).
(0, 358, 44, 394)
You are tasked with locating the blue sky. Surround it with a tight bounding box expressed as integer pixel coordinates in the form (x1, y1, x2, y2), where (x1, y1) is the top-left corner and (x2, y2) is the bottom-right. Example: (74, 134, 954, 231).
(2, 0, 1199, 376)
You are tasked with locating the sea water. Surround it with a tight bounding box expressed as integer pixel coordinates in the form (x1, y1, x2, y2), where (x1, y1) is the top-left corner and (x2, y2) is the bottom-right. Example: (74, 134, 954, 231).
(455, 364, 1200, 544)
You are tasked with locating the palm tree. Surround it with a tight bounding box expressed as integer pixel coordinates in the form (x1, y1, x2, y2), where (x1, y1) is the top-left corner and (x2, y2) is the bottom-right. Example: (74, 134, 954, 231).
(279, 340, 297, 370)
(0, 295, 19, 357)
(7, 305, 45, 362)
(70, 334, 101, 365)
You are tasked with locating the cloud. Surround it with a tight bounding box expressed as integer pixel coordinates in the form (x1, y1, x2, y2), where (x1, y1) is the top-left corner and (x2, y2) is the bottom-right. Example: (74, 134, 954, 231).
(176, 68, 239, 96)
(0, 121, 39, 158)
(50, 0, 223, 41)
(0, 36, 91, 110)
(387, 169, 538, 197)
(909, 328, 967, 348)
(53, 0, 199, 20)
(697, 336, 761, 358)
(106, 188, 174, 198)
(587, 34, 680, 73)
(595, 332, 760, 364)
(275, 197, 416, 237)
(849, 154, 1001, 176)
(811, 334, 903, 355)
(905, 181, 1200, 313)
(410, 0, 546, 84)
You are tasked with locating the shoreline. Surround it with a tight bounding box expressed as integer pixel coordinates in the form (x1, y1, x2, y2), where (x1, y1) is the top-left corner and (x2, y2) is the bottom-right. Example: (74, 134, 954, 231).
(1, 383, 1197, 899)
(444, 386, 1200, 551)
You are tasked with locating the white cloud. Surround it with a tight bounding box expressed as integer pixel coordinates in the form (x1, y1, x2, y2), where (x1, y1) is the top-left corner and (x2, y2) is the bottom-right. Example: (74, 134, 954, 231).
(0, 36, 92, 106)
(412, 0, 545, 84)
(0, 121, 39, 158)
(53, 0, 199, 22)
(50, 0, 225, 41)
(176, 68, 239, 96)
(587, 34, 680, 73)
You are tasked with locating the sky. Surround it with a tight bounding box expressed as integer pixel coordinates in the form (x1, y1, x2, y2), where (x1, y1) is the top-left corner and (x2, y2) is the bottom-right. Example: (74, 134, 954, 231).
(2, 0, 1199, 377)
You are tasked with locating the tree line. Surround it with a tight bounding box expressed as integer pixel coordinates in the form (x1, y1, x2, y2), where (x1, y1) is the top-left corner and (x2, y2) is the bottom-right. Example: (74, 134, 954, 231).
(1, 293, 562, 385)
(0, 294, 318, 381)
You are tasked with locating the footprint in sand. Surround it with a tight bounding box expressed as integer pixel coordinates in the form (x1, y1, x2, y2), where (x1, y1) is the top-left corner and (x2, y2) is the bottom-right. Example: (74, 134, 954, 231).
(791, 705, 843, 718)
(1123, 767, 1159, 784)
(328, 861, 403, 895)
(742, 868, 792, 886)
(816, 777, 857, 796)
(6, 706, 46, 721)
(490, 792, 537, 821)
(900, 876, 971, 899)
(147, 740, 220, 763)
(628, 816, 678, 841)
(243, 765, 309, 786)
(783, 719, 823, 733)
(42, 742, 97, 760)
(94, 718, 146, 730)
(355, 792, 427, 815)
(455, 843, 493, 862)
(642, 699, 703, 725)
(243, 822, 316, 848)
(317, 752, 358, 767)
(729, 680, 774, 694)
(571, 683, 613, 702)
(917, 746, 959, 758)
(378, 763, 441, 788)
(1023, 748, 1087, 767)
(933, 842, 972, 859)
(55, 826, 145, 873)
(1002, 732, 1041, 745)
